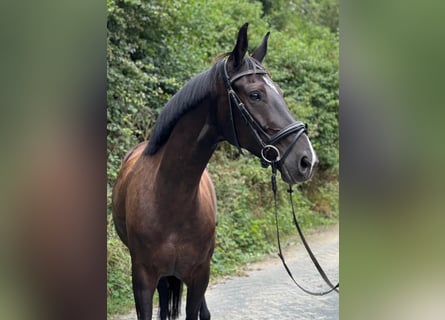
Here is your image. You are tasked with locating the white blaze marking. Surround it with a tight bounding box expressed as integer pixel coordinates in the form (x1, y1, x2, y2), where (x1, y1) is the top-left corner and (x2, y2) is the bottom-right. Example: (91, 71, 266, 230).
(308, 138, 317, 167)
(301, 135, 318, 177)
(263, 76, 280, 95)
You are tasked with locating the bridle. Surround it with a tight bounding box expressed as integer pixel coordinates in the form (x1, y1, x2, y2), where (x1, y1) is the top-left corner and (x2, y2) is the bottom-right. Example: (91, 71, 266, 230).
(221, 59, 307, 167)
(221, 58, 339, 295)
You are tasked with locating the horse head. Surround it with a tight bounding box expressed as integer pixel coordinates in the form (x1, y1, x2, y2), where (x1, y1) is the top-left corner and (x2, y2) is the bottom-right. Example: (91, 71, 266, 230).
(217, 23, 318, 184)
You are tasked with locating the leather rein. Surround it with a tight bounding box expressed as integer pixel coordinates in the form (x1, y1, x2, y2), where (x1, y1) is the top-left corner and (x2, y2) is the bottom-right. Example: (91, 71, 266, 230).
(271, 165, 339, 295)
(221, 59, 339, 295)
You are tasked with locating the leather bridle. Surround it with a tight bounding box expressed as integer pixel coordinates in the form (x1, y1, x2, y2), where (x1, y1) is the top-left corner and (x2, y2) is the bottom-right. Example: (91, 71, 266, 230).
(221, 59, 307, 167)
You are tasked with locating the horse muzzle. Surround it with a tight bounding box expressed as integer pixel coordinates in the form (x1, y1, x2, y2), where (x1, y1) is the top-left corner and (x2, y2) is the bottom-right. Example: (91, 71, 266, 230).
(265, 133, 318, 185)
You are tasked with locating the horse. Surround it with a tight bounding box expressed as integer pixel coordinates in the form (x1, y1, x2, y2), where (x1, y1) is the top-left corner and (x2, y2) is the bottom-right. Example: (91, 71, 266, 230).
(112, 23, 318, 320)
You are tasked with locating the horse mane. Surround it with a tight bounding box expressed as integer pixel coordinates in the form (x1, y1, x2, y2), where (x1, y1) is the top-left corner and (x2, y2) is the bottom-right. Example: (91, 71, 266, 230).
(144, 55, 261, 155)
(144, 63, 221, 155)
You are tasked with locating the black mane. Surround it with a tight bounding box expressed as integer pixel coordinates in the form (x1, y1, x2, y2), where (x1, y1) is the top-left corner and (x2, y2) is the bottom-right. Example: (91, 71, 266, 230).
(144, 56, 263, 155)
(144, 63, 220, 155)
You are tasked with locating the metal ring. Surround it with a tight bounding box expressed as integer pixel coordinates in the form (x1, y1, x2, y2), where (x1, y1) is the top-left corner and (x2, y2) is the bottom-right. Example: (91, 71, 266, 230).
(261, 145, 281, 164)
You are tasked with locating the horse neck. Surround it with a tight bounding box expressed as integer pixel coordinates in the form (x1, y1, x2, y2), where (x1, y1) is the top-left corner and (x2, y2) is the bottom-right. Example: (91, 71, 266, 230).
(155, 101, 219, 197)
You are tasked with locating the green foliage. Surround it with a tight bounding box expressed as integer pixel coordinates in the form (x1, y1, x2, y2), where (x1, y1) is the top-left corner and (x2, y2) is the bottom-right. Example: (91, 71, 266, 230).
(297, 0, 339, 33)
(107, 0, 338, 315)
(259, 0, 339, 33)
(107, 215, 133, 315)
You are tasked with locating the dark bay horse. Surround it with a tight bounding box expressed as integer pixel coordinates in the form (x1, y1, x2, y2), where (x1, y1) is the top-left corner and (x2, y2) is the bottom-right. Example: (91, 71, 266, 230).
(112, 23, 318, 320)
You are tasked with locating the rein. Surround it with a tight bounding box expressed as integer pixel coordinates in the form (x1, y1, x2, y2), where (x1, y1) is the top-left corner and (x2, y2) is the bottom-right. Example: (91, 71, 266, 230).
(270, 163, 339, 296)
(221, 59, 339, 296)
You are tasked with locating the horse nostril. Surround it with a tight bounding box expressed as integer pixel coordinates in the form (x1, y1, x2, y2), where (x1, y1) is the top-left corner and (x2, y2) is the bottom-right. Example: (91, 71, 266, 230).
(300, 156, 311, 170)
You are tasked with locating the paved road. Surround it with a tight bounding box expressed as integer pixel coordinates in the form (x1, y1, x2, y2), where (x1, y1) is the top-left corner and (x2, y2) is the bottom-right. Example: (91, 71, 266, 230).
(117, 225, 339, 320)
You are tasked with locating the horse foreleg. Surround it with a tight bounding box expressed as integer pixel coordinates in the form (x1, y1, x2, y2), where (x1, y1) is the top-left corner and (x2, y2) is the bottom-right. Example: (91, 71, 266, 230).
(185, 263, 211, 320)
(157, 277, 169, 320)
(199, 297, 211, 320)
(131, 262, 157, 320)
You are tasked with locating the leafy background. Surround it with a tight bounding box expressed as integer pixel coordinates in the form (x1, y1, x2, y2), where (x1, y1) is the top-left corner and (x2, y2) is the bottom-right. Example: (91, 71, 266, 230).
(107, 0, 338, 315)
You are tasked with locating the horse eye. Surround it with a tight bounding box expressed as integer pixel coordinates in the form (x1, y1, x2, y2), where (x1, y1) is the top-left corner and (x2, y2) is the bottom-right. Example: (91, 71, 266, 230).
(249, 91, 262, 101)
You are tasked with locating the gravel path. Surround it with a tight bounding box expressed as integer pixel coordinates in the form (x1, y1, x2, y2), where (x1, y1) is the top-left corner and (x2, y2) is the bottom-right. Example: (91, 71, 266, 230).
(116, 224, 339, 320)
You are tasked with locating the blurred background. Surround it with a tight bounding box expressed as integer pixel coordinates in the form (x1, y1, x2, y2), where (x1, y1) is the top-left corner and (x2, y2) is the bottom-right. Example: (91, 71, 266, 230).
(340, 0, 445, 319)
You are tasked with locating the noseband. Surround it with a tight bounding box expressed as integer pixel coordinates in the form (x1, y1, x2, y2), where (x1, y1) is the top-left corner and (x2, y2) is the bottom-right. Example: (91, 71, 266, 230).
(221, 59, 307, 167)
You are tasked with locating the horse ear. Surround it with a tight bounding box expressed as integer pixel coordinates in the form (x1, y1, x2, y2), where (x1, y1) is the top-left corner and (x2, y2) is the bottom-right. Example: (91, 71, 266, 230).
(229, 23, 249, 70)
(251, 31, 270, 63)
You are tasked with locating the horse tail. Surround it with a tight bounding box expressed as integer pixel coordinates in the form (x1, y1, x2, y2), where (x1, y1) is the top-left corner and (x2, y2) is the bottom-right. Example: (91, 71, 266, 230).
(158, 276, 183, 320)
